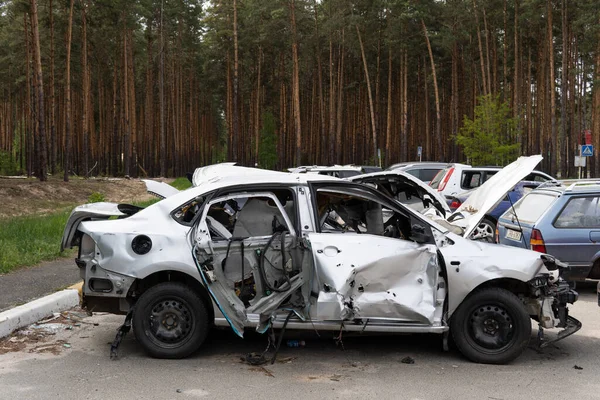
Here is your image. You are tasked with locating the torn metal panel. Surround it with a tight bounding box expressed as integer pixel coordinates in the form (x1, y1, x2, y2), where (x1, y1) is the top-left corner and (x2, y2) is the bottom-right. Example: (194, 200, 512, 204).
(61, 202, 127, 251)
(193, 192, 309, 337)
(142, 179, 180, 199)
(350, 170, 451, 216)
(308, 233, 440, 324)
(439, 232, 548, 315)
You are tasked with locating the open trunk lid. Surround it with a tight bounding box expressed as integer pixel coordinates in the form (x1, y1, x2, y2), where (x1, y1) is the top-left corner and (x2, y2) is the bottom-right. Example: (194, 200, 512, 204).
(60, 202, 142, 251)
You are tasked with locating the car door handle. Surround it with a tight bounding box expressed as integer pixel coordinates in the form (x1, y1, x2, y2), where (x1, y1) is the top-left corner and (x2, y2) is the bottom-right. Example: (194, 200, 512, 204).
(590, 231, 600, 243)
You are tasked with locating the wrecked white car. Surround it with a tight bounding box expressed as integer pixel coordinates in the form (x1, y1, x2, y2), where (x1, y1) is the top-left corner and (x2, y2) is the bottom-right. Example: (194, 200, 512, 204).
(62, 158, 580, 364)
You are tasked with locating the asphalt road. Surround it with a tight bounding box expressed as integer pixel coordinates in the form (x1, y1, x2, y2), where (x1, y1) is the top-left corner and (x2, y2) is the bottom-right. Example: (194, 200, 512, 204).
(0, 258, 81, 312)
(1, 286, 599, 400)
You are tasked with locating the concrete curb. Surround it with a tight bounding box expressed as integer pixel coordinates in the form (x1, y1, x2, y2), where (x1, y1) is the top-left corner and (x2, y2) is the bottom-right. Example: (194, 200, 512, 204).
(0, 289, 81, 338)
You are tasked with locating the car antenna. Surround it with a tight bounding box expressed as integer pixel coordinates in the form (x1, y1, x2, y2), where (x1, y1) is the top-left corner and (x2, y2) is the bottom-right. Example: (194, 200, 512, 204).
(506, 190, 527, 249)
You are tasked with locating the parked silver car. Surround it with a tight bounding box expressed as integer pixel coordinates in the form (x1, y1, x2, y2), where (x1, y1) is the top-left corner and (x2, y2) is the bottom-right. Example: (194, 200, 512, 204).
(62, 159, 579, 364)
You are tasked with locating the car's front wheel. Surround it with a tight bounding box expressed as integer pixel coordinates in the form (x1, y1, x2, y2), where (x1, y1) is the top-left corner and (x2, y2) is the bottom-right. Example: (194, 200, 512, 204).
(469, 218, 496, 243)
(450, 287, 531, 364)
(133, 282, 209, 359)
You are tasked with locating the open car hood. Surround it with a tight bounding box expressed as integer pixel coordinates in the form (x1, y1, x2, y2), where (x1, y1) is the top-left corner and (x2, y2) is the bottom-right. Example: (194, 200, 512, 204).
(450, 155, 543, 238)
(349, 170, 451, 216)
(142, 179, 180, 199)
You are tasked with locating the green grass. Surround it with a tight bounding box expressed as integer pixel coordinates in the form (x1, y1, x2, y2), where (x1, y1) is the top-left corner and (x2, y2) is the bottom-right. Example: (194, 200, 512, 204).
(0, 178, 183, 274)
(0, 208, 74, 274)
(170, 177, 192, 190)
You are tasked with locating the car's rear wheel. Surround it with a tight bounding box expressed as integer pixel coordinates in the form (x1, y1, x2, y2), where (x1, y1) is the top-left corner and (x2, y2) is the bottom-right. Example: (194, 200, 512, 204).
(450, 287, 531, 364)
(133, 282, 209, 359)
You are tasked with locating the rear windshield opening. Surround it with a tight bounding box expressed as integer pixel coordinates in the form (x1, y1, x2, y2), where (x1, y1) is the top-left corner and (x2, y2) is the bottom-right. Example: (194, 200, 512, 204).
(503, 193, 558, 224)
(429, 169, 448, 189)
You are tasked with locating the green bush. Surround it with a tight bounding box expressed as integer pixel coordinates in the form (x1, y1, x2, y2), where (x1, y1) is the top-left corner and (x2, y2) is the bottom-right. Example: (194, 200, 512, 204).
(87, 192, 106, 203)
(455, 94, 521, 166)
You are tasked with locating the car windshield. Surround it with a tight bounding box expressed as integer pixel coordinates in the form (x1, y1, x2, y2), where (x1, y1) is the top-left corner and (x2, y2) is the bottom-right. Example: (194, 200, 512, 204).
(429, 168, 448, 189)
(502, 192, 558, 224)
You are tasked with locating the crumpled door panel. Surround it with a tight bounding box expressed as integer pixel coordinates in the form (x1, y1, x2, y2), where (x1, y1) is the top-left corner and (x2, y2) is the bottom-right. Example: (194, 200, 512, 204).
(308, 233, 439, 324)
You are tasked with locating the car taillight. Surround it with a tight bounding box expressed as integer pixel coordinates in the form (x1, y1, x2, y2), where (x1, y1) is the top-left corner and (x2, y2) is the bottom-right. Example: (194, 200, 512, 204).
(449, 199, 461, 209)
(438, 168, 454, 191)
(530, 229, 547, 253)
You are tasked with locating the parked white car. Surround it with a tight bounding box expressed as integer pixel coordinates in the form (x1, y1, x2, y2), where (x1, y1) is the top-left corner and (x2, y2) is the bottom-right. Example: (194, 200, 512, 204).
(61, 157, 579, 364)
(430, 163, 554, 198)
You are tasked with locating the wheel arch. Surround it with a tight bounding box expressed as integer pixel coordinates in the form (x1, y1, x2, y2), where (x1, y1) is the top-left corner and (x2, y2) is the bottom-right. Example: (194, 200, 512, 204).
(449, 277, 532, 318)
(129, 270, 215, 322)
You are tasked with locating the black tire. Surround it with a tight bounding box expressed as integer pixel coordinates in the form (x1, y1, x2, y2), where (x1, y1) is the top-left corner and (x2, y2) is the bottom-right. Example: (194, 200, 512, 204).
(450, 287, 531, 364)
(133, 282, 209, 359)
(470, 218, 496, 243)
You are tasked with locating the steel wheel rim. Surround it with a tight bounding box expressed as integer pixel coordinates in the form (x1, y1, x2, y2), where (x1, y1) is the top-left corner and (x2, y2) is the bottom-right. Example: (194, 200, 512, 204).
(465, 303, 515, 354)
(145, 296, 195, 349)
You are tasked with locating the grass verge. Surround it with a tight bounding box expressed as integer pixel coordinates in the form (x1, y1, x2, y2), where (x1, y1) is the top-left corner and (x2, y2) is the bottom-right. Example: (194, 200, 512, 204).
(0, 208, 74, 274)
(0, 179, 177, 274)
(170, 177, 192, 190)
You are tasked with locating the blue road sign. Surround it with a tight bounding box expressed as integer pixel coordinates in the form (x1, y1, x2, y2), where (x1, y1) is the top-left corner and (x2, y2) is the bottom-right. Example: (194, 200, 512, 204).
(417, 146, 422, 157)
(581, 145, 594, 157)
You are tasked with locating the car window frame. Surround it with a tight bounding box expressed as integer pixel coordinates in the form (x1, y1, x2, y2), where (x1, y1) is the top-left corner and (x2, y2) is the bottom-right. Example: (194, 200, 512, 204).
(552, 194, 600, 229)
(200, 191, 297, 242)
(502, 191, 559, 224)
(308, 182, 437, 245)
(170, 190, 215, 227)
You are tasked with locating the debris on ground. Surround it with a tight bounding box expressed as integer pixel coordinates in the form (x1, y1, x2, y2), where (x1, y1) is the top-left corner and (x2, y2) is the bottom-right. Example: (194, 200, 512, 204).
(249, 366, 275, 377)
(573, 365, 583, 370)
(0, 308, 86, 355)
(401, 356, 415, 364)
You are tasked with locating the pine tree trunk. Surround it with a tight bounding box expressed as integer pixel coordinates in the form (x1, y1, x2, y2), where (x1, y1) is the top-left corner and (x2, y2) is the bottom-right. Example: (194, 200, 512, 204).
(290, 0, 302, 166)
(328, 38, 336, 164)
(473, 0, 487, 96)
(560, 0, 567, 176)
(385, 46, 392, 165)
(313, 0, 326, 164)
(232, 0, 240, 161)
(49, 0, 56, 175)
(254, 47, 262, 165)
(122, 22, 131, 176)
(421, 19, 442, 160)
(356, 25, 378, 165)
(63, 0, 74, 182)
(547, 0, 557, 176)
(159, 0, 166, 176)
(81, 3, 89, 177)
(30, 0, 47, 181)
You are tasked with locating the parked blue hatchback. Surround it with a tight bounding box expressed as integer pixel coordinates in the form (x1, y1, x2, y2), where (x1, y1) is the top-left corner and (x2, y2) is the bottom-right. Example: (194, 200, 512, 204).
(446, 180, 546, 242)
(497, 181, 600, 281)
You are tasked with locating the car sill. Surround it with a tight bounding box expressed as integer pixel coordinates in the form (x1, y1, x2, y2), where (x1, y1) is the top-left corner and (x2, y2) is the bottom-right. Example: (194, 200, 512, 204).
(213, 318, 448, 333)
